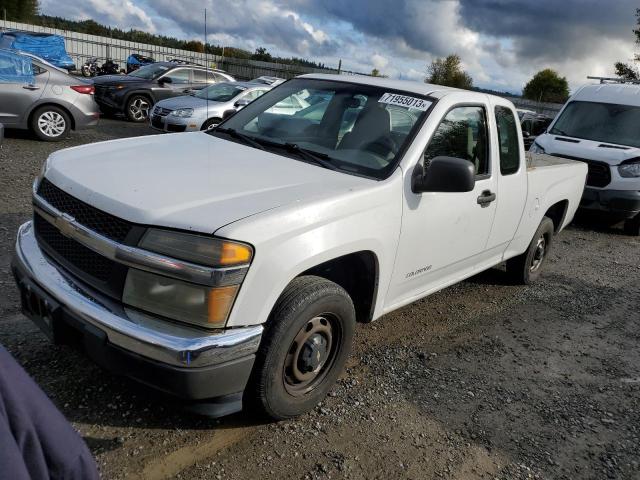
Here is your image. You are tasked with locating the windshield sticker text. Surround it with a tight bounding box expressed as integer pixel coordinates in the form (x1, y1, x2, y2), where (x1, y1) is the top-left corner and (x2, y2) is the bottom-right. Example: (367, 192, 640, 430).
(379, 93, 432, 111)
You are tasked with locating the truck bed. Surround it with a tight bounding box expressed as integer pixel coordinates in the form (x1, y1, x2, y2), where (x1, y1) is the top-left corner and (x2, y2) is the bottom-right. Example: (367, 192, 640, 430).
(526, 152, 582, 170)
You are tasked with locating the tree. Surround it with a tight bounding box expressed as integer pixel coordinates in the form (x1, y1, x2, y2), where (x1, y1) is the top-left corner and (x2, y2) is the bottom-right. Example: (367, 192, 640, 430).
(0, 0, 39, 21)
(615, 61, 639, 81)
(253, 47, 272, 62)
(371, 68, 380, 77)
(425, 54, 473, 89)
(523, 69, 569, 103)
(613, 8, 640, 79)
(183, 40, 204, 53)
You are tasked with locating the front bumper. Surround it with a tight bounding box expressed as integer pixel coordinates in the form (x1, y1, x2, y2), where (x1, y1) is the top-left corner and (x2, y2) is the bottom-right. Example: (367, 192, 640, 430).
(11, 221, 262, 401)
(579, 187, 640, 220)
(149, 113, 200, 132)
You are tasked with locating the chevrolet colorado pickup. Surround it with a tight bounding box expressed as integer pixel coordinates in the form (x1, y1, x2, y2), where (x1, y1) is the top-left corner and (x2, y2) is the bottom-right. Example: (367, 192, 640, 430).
(12, 75, 587, 419)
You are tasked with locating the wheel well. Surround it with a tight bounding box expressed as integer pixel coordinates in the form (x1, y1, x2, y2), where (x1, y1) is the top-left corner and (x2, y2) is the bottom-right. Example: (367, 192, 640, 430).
(28, 103, 75, 130)
(544, 200, 569, 232)
(300, 251, 378, 323)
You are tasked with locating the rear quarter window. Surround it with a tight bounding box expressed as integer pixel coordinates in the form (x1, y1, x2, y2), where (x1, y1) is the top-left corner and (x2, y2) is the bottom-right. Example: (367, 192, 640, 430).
(495, 106, 520, 175)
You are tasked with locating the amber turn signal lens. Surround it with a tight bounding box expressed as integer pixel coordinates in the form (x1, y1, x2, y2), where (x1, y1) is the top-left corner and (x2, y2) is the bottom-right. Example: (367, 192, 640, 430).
(220, 242, 252, 265)
(207, 285, 240, 324)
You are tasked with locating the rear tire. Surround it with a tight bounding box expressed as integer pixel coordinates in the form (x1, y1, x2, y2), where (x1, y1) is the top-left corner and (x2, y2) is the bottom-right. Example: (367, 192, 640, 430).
(624, 215, 640, 236)
(126, 94, 151, 122)
(506, 217, 555, 285)
(246, 276, 355, 420)
(31, 105, 71, 142)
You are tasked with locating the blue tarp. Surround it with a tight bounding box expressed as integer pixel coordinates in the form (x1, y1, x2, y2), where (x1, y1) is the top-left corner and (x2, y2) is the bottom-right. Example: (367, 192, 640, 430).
(0, 32, 75, 70)
(0, 49, 34, 84)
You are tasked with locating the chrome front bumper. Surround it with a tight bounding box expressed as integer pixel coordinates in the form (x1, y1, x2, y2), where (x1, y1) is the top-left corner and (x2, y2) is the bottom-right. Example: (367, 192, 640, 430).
(13, 221, 263, 369)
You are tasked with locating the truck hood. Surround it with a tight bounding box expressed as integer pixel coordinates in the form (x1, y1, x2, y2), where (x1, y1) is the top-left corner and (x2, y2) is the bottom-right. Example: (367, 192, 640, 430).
(43, 132, 372, 234)
(535, 133, 640, 166)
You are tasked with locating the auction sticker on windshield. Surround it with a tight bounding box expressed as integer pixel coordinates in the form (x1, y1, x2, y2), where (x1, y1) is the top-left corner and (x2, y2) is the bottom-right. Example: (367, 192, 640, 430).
(378, 93, 432, 111)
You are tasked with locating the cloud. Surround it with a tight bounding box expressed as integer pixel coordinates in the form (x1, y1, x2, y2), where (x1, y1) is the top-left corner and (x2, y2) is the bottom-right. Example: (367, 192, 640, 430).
(38, 0, 640, 92)
(40, 0, 156, 32)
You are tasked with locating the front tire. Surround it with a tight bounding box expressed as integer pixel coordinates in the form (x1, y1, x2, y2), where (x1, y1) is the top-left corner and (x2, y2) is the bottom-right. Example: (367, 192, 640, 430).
(246, 276, 355, 420)
(624, 215, 640, 236)
(201, 118, 222, 131)
(126, 95, 151, 122)
(31, 106, 71, 142)
(506, 216, 555, 285)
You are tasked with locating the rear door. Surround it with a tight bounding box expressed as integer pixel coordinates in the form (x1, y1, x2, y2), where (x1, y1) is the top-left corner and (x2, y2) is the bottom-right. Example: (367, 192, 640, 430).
(485, 100, 528, 258)
(0, 53, 48, 126)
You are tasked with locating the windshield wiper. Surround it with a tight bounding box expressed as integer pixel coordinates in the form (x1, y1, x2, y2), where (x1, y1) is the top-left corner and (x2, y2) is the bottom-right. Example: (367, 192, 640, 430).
(215, 127, 265, 150)
(283, 143, 337, 170)
(550, 128, 570, 136)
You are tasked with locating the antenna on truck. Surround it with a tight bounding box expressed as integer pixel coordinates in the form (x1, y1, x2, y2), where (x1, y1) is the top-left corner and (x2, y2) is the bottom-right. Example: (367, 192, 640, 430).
(587, 76, 640, 85)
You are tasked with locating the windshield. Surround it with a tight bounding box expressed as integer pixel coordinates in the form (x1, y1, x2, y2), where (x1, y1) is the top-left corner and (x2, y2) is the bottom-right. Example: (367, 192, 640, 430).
(210, 78, 432, 179)
(195, 83, 246, 101)
(550, 100, 640, 148)
(129, 63, 170, 80)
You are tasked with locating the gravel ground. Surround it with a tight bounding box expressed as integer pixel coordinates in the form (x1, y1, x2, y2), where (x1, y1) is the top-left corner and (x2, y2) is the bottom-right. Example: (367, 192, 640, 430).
(0, 120, 639, 480)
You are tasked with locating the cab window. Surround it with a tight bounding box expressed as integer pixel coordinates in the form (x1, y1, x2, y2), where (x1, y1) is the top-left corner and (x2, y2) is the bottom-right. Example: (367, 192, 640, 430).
(424, 105, 490, 176)
(495, 106, 520, 175)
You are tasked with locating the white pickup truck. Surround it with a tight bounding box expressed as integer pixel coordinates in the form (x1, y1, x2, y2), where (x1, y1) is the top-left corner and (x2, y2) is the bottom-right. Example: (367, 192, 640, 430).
(12, 75, 587, 419)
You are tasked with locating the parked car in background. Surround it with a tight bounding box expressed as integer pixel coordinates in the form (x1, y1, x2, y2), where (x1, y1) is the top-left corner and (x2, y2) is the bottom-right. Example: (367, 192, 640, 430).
(126, 53, 155, 73)
(150, 81, 271, 132)
(251, 76, 286, 86)
(0, 49, 98, 141)
(0, 31, 75, 71)
(530, 80, 640, 235)
(93, 62, 235, 122)
(13, 74, 587, 420)
(520, 112, 554, 149)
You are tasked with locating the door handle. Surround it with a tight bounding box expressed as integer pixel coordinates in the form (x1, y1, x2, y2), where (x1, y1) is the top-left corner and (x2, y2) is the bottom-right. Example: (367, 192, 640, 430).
(22, 84, 40, 90)
(477, 190, 496, 207)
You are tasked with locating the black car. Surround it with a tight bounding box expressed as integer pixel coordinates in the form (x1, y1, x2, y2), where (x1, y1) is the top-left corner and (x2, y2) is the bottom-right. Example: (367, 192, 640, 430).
(92, 62, 236, 122)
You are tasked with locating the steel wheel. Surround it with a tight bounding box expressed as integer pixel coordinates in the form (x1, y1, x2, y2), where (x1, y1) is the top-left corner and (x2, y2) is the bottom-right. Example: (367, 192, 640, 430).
(283, 314, 340, 396)
(128, 97, 150, 121)
(530, 236, 546, 272)
(37, 111, 67, 138)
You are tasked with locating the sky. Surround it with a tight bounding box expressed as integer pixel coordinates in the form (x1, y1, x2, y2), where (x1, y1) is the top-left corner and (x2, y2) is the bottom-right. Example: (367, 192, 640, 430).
(40, 0, 639, 94)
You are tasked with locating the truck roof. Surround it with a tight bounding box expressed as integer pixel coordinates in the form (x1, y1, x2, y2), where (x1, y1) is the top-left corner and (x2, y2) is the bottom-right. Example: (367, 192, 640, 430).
(571, 83, 640, 107)
(300, 73, 471, 100)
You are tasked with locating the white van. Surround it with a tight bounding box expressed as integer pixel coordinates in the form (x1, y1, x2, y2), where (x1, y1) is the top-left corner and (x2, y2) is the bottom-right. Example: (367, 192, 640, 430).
(530, 81, 640, 235)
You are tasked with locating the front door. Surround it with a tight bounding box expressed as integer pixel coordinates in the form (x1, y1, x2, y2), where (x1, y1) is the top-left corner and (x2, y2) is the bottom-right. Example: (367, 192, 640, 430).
(386, 104, 499, 308)
(0, 53, 48, 126)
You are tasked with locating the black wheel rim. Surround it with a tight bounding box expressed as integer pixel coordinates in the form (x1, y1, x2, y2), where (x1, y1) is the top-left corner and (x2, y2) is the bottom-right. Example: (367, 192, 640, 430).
(283, 313, 341, 397)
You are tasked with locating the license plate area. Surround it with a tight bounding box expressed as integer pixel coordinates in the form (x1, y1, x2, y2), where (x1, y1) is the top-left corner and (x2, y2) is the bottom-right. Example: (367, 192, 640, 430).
(18, 279, 61, 342)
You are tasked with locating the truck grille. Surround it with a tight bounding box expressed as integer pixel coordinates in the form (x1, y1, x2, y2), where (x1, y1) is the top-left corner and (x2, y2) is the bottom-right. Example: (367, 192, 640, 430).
(34, 213, 115, 282)
(548, 154, 611, 188)
(37, 178, 132, 242)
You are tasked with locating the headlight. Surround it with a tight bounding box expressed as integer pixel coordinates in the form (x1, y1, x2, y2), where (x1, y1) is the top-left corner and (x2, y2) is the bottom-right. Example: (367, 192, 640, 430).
(139, 229, 252, 267)
(618, 160, 640, 178)
(170, 108, 194, 118)
(123, 269, 239, 328)
(122, 229, 253, 328)
(529, 141, 546, 154)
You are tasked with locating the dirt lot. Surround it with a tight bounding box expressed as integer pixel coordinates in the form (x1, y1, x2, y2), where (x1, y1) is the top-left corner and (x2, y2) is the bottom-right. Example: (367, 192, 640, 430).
(0, 120, 639, 480)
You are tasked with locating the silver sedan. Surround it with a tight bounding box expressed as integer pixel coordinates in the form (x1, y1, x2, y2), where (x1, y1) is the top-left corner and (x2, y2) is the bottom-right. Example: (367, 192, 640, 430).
(149, 82, 272, 132)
